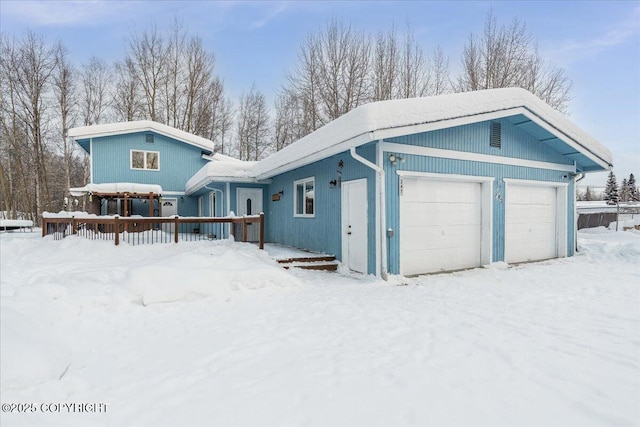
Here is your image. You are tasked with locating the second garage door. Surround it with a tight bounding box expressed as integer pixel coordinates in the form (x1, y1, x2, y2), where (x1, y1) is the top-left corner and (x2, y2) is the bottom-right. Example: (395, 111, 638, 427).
(400, 177, 483, 276)
(505, 184, 558, 264)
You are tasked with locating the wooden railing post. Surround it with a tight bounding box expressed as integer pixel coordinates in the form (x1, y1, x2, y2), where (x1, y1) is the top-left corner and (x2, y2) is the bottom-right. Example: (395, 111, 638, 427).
(259, 213, 264, 250)
(114, 216, 120, 246)
(174, 215, 179, 243)
(73, 218, 78, 235)
(242, 216, 248, 242)
(42, 218, 46, 237)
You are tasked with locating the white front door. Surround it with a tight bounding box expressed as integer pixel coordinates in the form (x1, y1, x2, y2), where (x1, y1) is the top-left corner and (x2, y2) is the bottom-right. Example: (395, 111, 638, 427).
(162, 198, 178, 233)
(237, 188, 263, 241)
(162, 198, 178, 217)
(341, 179, 368, 274)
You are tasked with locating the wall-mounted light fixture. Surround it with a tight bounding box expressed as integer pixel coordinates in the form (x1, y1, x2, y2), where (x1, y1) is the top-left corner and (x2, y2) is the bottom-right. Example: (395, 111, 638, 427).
(329, 180, 337, 188)
(389, 154, 404, 166)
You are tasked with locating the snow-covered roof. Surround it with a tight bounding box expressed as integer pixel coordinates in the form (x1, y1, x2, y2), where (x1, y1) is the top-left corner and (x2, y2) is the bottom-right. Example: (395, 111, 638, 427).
(186, 158, 259, 194)
(252, 88, 612, 179)
(70, 183, 163, 197)
(69, 120, 214, 153)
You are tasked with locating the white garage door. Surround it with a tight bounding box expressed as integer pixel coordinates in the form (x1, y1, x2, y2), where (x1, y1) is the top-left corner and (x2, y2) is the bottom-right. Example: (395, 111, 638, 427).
(400, 178, 482, 275)
(505, 185, 557, 264)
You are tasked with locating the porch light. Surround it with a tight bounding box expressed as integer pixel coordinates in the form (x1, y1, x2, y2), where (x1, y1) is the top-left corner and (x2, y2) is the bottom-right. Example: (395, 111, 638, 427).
(389, 154, 404, 165)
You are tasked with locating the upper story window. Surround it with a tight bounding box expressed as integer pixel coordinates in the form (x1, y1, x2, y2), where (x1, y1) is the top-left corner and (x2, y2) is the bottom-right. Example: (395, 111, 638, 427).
(294, 177, 315, 218)
(131, 150, 159, 170)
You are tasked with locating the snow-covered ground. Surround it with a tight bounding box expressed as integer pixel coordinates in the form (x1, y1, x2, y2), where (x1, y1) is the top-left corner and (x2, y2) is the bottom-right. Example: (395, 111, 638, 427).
(1, 229, 638, 426)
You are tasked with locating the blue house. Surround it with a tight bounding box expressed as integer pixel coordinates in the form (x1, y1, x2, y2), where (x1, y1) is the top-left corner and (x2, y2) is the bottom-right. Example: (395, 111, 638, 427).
(69, 88, 613, 277)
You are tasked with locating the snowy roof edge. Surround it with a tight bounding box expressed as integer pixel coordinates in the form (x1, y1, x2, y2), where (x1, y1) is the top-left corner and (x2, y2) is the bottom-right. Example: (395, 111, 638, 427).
(69, 120, 215, 152)
(252, 88, 612, 179)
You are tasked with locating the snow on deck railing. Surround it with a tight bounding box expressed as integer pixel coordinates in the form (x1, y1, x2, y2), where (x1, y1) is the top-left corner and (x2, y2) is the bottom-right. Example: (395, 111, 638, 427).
(41, 214, 264, 248)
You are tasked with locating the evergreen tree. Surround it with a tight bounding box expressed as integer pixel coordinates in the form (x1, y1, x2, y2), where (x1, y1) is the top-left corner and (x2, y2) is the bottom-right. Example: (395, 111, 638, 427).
(604, 171, 618, 204)
(619, 178, 630, 202)
(629, 173, 639, 202)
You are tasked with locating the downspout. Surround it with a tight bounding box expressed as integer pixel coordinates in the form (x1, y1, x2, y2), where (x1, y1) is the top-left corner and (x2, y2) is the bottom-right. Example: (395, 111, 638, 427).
(349, 145, 387, 279)
(226, 182, 232, 238)
(574, 171, 585, 253)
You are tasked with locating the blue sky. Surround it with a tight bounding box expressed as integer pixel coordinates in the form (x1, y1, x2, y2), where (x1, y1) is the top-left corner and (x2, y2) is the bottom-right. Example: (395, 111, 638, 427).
(2, 0, 638, 186)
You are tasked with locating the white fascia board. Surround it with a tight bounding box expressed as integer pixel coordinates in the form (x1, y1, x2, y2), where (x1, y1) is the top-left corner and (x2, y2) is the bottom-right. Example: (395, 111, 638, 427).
(69, 121, 214, 152)
(397, 170, 496, 183)
(373, 109, 519, 141)
(254, 132, 374, 180)
(384, 141, 576, 173)
(186, 177, 272, 196)
(502, 178, 569, 187)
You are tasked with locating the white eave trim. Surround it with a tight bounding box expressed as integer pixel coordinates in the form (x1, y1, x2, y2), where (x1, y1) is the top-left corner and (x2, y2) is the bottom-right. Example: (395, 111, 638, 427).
(254, 132, 374, 180)
(186, 177, 272, 196)
(383, 141, 576, 172)
(70, 123, 214, 153)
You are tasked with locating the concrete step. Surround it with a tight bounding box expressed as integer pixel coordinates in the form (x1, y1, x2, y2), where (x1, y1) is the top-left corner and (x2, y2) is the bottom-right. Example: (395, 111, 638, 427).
(278, 255, 338, 272)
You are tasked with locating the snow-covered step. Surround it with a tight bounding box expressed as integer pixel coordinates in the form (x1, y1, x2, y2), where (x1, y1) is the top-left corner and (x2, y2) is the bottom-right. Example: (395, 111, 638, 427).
(280, 260, 339, 272)
(277, 256, 338, 272)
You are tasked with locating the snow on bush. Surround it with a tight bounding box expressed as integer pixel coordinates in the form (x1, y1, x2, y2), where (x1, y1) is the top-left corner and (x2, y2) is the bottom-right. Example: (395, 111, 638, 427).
(125, 242, 301, 305)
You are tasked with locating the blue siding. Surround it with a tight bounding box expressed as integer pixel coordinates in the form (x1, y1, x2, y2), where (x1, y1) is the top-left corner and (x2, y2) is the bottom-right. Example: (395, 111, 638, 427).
(386, 118, 574, 166)
(91, 131, 209, 193)
(265, 144, 377, 274)
(383, 117, 576, 274)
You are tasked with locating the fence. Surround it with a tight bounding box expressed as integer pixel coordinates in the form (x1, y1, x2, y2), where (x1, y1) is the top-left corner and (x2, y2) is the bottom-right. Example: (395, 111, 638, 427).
(577, 203, 640, 230)
(41, 214, 264, 248)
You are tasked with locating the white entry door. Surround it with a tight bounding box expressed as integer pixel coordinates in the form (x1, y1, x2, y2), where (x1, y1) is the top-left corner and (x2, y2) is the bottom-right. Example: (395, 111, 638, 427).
(162, 198, 178, 233)
(237, 188, 263, 241)
(341, 179, 368, 274)
(162, 198, 178, 217)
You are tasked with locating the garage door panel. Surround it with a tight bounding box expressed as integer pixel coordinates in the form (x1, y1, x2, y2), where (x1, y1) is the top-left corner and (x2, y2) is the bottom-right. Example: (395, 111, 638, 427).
(400, 178, 483, 275)
(505, 184, 558, 264)
(402, 247, 480, 275)
(507, 205, 555, 223)
(402, 224, 481, 251)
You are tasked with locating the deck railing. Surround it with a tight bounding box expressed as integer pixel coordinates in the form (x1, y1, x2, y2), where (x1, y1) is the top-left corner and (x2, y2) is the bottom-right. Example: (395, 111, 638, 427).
(41, 214, 264, 249)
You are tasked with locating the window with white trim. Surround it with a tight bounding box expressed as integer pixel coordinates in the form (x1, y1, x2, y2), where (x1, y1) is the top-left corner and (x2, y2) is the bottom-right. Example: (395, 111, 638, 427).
(294, 177, 315, 217)
(131, 150, 159, 170)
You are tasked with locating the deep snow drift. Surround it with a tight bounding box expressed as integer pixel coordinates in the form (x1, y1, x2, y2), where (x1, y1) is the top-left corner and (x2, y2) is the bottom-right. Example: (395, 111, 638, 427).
(1, 228, 638, 426)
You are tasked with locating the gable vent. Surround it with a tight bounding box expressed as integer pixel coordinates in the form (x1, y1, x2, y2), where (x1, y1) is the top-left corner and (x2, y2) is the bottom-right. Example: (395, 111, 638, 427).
(145, 134, 154, 143)
(490, 122, 501, 148)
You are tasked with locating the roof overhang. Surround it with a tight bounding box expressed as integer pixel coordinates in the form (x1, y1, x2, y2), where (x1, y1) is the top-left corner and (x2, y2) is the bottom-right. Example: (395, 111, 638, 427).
(254, 106, 611, 180)
(70, 120, 214, 154)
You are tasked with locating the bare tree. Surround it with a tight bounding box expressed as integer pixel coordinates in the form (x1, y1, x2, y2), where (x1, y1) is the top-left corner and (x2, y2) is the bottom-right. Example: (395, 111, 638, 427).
(372, 26, 399, 101)
(112, 58, 143, 121)
(4, 32, 57, 217)
(126, 25, 167, 121)
(79, 56, 111, 125)
(283, 19, 371, 133)
(236, 85, 270, 161)
(455, 10, 571, 113)
(51, 42, 77, 197)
